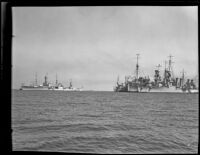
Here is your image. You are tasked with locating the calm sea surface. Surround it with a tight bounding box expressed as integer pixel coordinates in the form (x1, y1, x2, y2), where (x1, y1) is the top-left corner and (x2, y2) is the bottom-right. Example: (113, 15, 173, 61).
(12, 90, 199, 153)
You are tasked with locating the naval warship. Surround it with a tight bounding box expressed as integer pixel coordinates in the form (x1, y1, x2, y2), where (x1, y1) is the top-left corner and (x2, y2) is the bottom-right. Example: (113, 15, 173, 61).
(20, 73, 83, 91)
(20, 74, 51, 90)
(53, 78, 83, 91)
(114, 54, 198, 93)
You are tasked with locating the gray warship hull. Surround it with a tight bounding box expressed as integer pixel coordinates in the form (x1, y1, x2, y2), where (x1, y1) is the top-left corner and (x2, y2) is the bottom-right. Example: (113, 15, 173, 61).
(20, 86, 49, 90)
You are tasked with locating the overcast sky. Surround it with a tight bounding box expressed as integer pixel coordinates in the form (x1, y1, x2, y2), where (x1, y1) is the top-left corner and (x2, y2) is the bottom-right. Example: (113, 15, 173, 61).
(12, 6, 198, 90)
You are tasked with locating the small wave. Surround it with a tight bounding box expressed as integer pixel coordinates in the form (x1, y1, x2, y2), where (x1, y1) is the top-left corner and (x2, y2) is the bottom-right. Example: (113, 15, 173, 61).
(14, 123, 109, 134)
(66, 102, 90, 105)
(78, 114, 102, 118)
(13, 118, 54, 126)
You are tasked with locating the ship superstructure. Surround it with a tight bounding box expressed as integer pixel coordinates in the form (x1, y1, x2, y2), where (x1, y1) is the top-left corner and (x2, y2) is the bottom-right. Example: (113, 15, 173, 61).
(126, 54, 151, 92)
(148, 55, 179, 92)
(114, 54, 151, 92)
(113, 76, 128, 92)
(149, 55, 198, 93)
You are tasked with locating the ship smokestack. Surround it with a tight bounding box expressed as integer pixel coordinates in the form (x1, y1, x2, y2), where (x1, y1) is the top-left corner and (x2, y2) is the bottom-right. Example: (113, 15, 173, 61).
(180, 78, 182, 87)
(175, 78, 178, 87)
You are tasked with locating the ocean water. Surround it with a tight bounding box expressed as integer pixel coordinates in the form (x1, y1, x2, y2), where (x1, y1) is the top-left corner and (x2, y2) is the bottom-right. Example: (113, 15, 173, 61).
(12, 90, 199, 153)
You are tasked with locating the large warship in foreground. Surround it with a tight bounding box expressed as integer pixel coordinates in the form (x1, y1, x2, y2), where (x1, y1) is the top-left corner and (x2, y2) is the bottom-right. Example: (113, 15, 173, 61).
(114, 54, 198, 93)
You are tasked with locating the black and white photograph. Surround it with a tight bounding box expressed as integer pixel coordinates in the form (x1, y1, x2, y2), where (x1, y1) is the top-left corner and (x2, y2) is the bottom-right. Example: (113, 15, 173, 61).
(9, 5, 198, 153)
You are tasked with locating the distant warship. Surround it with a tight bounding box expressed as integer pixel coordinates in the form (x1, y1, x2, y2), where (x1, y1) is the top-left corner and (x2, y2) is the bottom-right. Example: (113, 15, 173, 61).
(114, 54, 198, 93)
(20, 74, 51, 90)
(20, 74, 83, 91)
(53, 78, 83, 91)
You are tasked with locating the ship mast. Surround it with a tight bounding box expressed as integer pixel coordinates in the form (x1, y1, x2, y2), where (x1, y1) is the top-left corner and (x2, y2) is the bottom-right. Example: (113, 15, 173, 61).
(181, 69, 186, 85)
(56, 73, 58, 85)
(136, 54, 140, 80)
(164, 60, 167, 78)
(35, 72, 37, 86)
(168, 55, 174, 77)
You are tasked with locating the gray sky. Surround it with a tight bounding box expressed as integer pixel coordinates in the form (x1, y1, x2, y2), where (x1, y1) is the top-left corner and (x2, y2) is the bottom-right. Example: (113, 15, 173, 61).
(12, 6, 198, 91)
